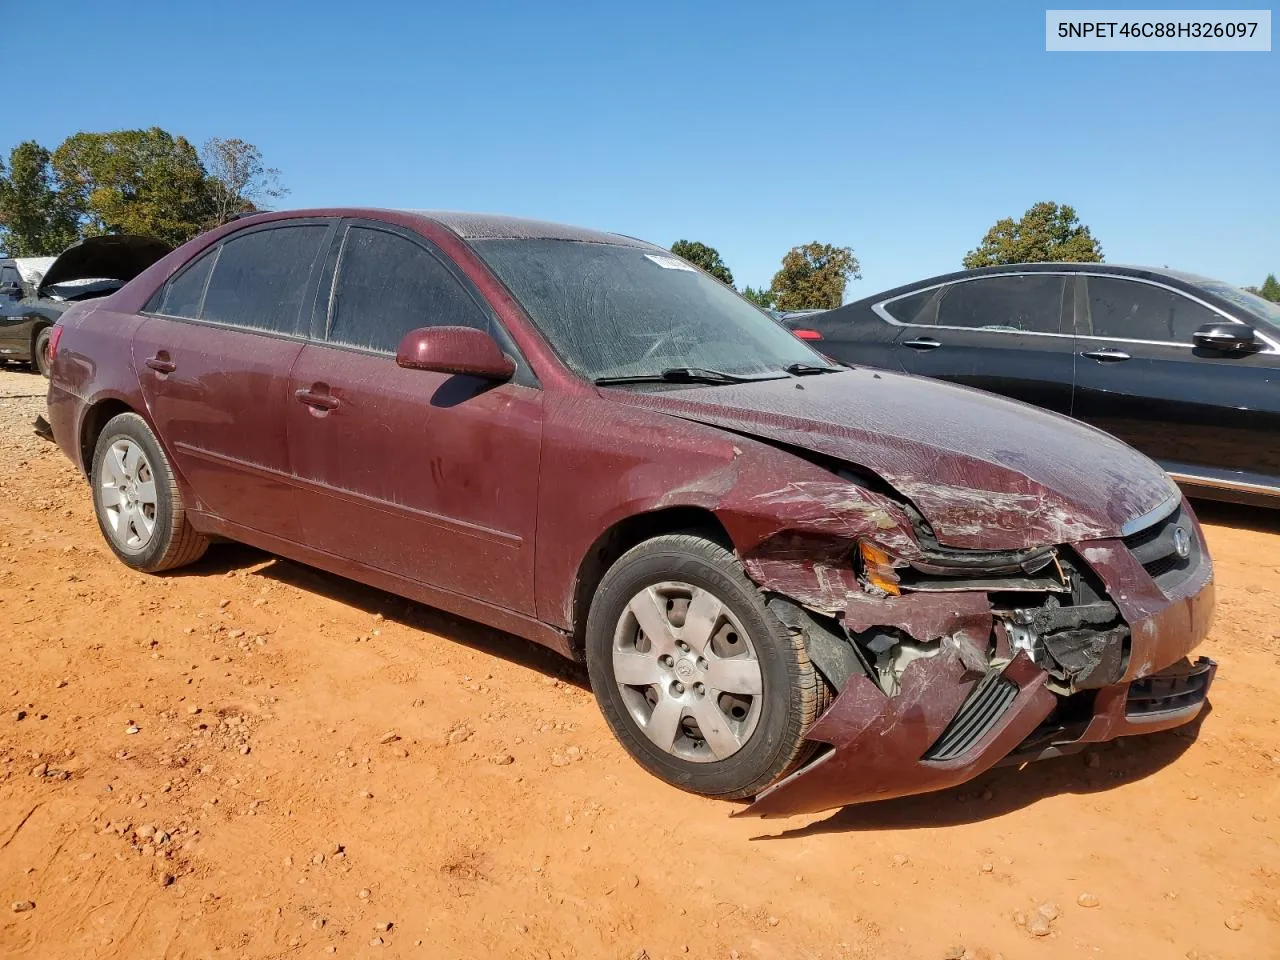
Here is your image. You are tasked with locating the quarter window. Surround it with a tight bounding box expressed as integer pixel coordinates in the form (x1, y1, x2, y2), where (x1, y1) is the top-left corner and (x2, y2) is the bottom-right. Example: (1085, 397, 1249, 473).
(1084, 277, 1222, 343)
(883, 287, 941, 325)
(935, 275, 1066, 333)
(327, 226, 488, 353)
(158, 250, 216, 318)
(200, 225, 329, 334)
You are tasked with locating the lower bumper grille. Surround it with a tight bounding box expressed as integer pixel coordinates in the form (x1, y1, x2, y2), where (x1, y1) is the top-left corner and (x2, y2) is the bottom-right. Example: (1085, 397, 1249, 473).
(924, 669, 1019, 762)
(1126, 656, 1215, 719)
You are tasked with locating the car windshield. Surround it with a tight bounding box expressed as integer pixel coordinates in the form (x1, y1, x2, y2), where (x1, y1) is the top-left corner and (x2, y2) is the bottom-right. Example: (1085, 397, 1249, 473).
(472, 239, 832, 382)
(1191, 279, 1280, 330)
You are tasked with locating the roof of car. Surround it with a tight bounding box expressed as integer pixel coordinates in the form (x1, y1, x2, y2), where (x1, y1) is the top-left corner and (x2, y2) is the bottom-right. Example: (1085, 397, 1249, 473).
(410, 211, 653, 247)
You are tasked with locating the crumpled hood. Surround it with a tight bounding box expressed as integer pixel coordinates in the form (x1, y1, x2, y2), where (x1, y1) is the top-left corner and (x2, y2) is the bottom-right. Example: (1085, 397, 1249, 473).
(37, 235, 173, 299)
(607, 368, 1178, 550)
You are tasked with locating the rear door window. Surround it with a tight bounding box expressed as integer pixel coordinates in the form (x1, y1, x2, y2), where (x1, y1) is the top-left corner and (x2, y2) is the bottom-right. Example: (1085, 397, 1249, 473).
(936, 275, 1066, 333)
(326, 226, 489, 353)
(200, 225, 329, 335)
(1084, 276, 1223, 343)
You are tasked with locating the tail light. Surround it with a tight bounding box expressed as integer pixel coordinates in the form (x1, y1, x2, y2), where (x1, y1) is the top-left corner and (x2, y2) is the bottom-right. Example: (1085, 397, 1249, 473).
(48, 325, 64, 365)
(793, 329, 823, 341)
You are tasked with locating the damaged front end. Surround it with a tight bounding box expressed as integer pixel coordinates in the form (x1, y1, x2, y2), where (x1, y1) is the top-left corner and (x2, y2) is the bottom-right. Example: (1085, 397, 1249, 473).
(736, 491, 1216, 818)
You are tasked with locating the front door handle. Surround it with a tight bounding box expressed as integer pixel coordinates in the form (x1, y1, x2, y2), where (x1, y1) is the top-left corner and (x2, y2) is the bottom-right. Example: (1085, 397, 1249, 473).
(145, 354, 176, 374)
(295, 387, 340, 411)
(902, 337, 941, 350)
(1081, 348, 1131, 363)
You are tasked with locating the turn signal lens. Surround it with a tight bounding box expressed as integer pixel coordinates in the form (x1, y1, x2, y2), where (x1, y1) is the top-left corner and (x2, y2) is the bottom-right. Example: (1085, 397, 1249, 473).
(859, 542, 901, 596)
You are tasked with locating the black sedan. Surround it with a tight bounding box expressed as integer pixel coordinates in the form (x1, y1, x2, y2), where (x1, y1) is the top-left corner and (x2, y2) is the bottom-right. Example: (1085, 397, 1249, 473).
(784, 263, 1280, 507)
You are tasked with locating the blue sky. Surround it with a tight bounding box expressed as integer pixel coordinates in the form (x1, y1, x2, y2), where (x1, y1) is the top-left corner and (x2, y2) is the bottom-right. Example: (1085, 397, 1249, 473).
(9, 0, 1277, 295)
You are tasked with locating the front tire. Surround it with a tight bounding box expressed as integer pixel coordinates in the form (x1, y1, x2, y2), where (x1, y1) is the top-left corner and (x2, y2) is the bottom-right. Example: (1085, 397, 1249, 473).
(90, 412, 208, 572)
(585, 534, 824, 800)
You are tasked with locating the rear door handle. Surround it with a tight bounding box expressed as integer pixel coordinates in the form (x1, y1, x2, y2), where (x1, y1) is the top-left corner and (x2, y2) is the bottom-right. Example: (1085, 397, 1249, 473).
(145, 354, 176, 374)
(902, 337, 941, 350)
(1081, 348, 1131, 363)
(295, 387, 340, 411)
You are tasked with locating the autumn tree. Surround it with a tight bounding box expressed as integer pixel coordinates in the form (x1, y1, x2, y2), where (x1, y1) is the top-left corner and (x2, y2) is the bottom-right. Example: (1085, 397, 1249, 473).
(769, 242, 860, 310)
(202, 137, 288, 227)
(1259, 273, 1280, 303)
(740, 285, 776, 309)
(0, 142, 79, 255)
(52, 128, 215, 246)
(963, 201, 1102, 268)
(669, 239, 734, 286)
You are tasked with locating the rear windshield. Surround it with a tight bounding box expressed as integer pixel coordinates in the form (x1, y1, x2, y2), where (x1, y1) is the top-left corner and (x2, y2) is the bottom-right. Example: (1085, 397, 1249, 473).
(471, 239, 824, 381)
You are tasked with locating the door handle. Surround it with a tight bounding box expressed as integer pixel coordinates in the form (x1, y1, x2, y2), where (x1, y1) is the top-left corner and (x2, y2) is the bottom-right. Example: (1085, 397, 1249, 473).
(145, 355, 176, 374)
(295, 387, 340, 411)
(1080, 348, 1131, 363)
(902, 337, 941, 350)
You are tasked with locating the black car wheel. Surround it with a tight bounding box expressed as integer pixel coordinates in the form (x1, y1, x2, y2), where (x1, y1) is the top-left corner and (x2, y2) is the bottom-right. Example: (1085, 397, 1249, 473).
(33, 326, 54, 377)
(90, 412, 209, 572)
(585, 534, 825, 800)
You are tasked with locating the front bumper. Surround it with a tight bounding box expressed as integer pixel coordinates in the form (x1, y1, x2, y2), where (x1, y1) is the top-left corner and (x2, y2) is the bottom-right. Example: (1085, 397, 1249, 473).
(740, 518, 1216, 818)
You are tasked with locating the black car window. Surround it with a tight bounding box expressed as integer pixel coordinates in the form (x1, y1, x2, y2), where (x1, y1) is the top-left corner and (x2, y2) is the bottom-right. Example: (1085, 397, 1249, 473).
(327, 226, 488, 353)
(882, 287, 941, 325)
(158, 249, 216, 318)
(201, 225, 328, 334)
(1085, 277, 1222, 343)
(936, 275, 1065, 333)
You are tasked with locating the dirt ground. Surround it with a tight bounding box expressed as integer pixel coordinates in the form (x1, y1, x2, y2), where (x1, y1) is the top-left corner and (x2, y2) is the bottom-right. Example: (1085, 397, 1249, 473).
(1, 365, 1277, 960)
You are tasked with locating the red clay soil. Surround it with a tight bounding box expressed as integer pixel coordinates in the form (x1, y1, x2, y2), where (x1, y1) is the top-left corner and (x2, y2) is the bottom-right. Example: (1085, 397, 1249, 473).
(1, 368, 1278, 960)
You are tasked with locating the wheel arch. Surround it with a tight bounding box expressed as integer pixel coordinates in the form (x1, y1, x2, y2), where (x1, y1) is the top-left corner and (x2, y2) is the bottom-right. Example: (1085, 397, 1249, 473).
(79, 397, 142, 476)
(568, 505, 732, 660)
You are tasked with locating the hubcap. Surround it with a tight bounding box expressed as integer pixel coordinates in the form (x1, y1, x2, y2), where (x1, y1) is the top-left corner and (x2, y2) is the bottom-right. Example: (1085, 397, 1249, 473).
(99, 438, 158, 551)
(612, 581, 764, 763)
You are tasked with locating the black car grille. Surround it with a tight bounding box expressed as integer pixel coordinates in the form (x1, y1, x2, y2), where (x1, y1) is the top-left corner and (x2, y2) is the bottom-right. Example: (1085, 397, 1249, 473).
(923, 669, 1019, 762)
(1126, 656, 1215, 719)
(1122, 502, 1200, 593)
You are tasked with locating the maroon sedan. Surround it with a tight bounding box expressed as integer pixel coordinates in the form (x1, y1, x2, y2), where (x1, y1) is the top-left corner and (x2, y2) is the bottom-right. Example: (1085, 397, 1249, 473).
(46, 209, 1216, 816)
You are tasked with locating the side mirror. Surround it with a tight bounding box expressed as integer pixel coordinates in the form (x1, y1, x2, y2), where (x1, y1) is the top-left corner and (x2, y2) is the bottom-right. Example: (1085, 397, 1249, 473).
(1192, 321, 1255, 352)
(395, 325, 515, 380)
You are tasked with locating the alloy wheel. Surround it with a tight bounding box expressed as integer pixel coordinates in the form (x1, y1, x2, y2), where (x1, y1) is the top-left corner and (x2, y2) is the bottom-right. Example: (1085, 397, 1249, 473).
(99, 438, 158, 551)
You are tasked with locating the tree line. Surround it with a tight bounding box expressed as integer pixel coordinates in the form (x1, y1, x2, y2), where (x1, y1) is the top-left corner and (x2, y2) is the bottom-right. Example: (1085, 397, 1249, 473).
(673, 201, 1279, 308)
(4, 143, 1275, 309)
(0, 128, 286, 256)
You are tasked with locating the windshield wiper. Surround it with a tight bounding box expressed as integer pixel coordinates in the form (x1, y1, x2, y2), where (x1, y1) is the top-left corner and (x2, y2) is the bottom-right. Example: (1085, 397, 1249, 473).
(594, 367, 785, 386)
(784, 362, 843, 376)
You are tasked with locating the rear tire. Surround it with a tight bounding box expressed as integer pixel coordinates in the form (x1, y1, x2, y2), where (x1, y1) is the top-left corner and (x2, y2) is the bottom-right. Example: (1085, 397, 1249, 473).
(33, 326, 53, 377)
(585, 534, 825, 800)
(90, 412, 208, 572)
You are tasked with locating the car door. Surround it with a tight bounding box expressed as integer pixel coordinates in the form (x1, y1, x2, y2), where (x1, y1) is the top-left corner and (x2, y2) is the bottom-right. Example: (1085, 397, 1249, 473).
(0, 262, 28, 357)
(286, 220, 543, 614)
(132, 219, 335, 540)
(883, 273, 1077, 414)
(1071, 274, 1280, 490)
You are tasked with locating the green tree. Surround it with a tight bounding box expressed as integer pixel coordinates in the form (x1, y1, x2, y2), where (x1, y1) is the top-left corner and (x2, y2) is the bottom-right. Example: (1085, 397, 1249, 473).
(963, 201, 1102, 269)
(1259, 273, 1280, 303)
(0, 142, 79, 255)
(52, 128, 214, 246)
(740, 285, 775, 309)
(769, 242, 860, 310)
(201, 137, 288, 228)
(669, 239, 734, 286)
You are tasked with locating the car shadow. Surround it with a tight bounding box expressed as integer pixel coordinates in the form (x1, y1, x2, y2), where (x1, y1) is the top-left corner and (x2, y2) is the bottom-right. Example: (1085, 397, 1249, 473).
(173, 542, 591, 690)
(1188, 498, 1280, 535)
(750, 707, 1209, 839)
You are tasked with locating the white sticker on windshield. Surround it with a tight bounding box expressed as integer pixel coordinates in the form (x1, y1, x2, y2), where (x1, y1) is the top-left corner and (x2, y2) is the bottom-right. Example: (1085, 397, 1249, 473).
(644, 254, 697, 272)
